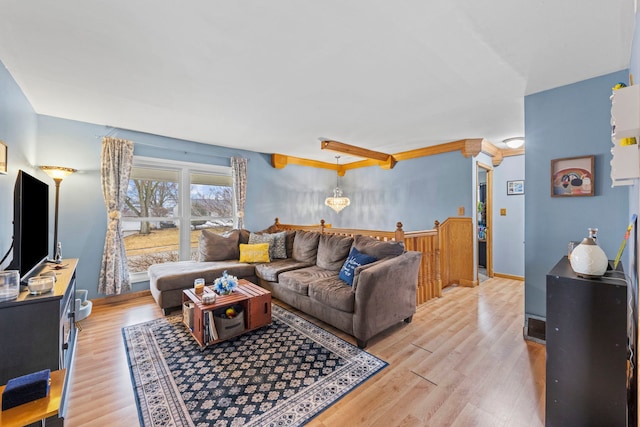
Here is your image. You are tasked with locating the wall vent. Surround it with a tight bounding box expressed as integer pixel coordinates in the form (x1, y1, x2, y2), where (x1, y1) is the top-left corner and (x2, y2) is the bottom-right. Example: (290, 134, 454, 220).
(523, 314, 546, 344)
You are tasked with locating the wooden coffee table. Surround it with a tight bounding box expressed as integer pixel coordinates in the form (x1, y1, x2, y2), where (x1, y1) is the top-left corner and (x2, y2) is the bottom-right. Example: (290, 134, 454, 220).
(182, 279, 271, 349)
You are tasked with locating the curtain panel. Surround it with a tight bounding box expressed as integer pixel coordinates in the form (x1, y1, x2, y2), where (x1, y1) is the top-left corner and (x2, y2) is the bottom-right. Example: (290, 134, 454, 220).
(231, 157, 247, 229)
(98, 137, 134, 295)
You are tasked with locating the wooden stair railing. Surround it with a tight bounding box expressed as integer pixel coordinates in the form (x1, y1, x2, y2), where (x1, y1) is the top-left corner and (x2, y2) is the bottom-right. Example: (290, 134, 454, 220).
(403, 225, 441, 304)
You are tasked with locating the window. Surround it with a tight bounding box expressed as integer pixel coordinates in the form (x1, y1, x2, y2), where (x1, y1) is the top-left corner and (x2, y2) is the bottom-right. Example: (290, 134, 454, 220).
(122, 157, 234, 282)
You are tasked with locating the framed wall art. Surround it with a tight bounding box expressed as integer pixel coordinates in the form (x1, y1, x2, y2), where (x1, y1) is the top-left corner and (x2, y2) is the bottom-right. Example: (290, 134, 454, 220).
(507, 180, 524, 195)
(551, 155, 594, 197)
(0, 141, 6, 174)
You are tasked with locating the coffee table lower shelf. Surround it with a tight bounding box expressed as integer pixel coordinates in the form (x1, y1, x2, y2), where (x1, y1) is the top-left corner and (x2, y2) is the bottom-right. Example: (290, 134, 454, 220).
(182, 280, 272, 350)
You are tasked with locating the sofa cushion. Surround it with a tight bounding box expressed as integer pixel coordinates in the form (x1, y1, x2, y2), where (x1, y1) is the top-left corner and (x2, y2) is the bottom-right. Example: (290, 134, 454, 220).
(148, 261, 256, 292)
(239, 243, 270, 263)
(248, 231, 287, 259)
(278, 265, 337, 296)
(308, 277, 355, 313)
(353, 235, 405, 259)
(255, 258, 314, 282)
(291, 231, 321, 263)
(197, 229, 240, 261)
(271, 231, 288, 259)
(339, 247, 378, 286)
(285, 230, 296, 258)
(238, 229, 251, 245)
(316, 234, 354, 271)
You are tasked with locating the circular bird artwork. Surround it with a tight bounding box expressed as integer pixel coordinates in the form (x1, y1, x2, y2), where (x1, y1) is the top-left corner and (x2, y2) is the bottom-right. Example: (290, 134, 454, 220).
(553, 168, 592, 195)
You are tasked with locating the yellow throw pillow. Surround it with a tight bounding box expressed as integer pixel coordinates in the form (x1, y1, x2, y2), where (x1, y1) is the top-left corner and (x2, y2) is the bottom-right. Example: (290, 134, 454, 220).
(239, 243, 270, 263)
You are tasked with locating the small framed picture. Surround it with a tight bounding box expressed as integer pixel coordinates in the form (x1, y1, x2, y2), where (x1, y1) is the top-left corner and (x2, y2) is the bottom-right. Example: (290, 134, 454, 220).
(507, 180, 524, 195)
(0, 141, 6, 174)
(551, 155, 594, 197)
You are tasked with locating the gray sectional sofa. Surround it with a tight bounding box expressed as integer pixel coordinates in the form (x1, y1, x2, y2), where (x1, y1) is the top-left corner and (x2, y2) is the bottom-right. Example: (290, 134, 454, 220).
(148, 227, 422, 348)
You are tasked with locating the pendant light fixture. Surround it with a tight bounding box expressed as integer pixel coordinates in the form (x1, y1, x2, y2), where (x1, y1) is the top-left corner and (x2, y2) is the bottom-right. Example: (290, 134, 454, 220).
(325, 156, 350, 213)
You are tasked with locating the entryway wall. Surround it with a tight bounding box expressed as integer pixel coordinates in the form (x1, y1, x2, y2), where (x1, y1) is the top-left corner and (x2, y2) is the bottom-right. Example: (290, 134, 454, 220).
(492, 154, 525, 278)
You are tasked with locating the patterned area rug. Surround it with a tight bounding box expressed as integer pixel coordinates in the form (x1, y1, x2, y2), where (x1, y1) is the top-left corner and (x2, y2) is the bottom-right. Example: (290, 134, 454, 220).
(123, 304, 387, 426)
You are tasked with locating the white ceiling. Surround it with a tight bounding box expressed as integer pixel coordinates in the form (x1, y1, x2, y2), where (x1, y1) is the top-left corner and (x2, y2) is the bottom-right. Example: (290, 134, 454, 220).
(0, 1, 635, 162)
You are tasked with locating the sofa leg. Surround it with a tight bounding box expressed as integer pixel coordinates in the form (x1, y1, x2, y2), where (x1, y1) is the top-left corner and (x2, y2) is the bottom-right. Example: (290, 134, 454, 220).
(356, 339, 367, 349)
(163, 308, 172, 316)
(404, 315, 413, 324)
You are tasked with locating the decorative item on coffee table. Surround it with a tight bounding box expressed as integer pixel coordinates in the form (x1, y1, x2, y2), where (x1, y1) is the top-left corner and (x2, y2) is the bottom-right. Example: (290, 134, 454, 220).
(213, 270, 238, 295)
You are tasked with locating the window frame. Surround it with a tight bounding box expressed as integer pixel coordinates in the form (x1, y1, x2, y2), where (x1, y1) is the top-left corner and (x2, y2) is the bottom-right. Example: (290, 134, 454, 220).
(126, 156, 234, 283)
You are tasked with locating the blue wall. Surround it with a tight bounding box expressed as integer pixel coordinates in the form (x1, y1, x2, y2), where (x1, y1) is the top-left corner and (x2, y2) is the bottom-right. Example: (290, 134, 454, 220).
(524, 70, 630, 318)
(0, 62, 39, 265)
(493, 155, 525, 277)
(2, 55, 631, 312)
(31, 116, 340, 300)
(1, 58, 479, 301)
(333, 151, 472, 231)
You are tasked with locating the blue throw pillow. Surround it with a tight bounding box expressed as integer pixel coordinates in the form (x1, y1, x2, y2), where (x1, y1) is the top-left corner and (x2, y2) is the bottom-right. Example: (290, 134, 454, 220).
(339, 247, 377, 286)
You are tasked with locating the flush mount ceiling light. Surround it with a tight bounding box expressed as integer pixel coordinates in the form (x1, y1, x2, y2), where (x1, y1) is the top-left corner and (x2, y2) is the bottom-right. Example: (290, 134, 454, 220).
(503, 137, 525, 149)
(324, 156, 350, 214)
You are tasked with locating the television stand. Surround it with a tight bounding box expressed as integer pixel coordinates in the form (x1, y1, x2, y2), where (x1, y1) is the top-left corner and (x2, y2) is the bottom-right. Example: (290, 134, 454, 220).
(0, 258, 78, 426)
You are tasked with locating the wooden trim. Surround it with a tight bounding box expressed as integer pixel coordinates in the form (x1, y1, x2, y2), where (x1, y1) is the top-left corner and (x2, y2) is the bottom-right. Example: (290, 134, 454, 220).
(92, 290, 151, 306)
(271, 138, 517, 172)
(271, 153, 337, 171)
(393, 139, 468, 161)
(320, 139, 395, 164)
(462, 138, 483, 158)
(459, 278, 478, 287)
(481, 139, 501, 157)
(494, 272, 524, 281)
(502, 147, 525, 157)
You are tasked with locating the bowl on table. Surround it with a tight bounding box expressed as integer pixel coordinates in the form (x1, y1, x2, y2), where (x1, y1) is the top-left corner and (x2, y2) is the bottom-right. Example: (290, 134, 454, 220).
(27, 276, 55, 295)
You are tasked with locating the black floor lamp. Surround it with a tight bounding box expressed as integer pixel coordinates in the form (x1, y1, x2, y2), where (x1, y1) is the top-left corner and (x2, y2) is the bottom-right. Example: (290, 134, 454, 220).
(40, 166, 77, 261)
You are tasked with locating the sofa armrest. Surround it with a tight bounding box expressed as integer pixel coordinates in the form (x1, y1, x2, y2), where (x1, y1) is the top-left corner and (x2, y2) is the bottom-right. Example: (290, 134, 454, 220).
(352, 251, 422, 345)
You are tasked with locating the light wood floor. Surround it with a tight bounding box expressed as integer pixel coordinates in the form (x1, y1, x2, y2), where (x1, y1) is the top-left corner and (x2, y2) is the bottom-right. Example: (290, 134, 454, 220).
(65, 277, 545, 426)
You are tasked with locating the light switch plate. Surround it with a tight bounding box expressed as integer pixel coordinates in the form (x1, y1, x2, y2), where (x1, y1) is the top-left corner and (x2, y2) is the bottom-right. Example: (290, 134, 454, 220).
(500, 208, 507, 216)
(458, 206, 465, 216)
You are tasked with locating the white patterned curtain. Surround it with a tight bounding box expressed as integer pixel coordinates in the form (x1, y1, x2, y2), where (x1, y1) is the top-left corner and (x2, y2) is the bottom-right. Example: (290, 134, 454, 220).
(98, 137, 134, 295)
(231, 157, 247, 229)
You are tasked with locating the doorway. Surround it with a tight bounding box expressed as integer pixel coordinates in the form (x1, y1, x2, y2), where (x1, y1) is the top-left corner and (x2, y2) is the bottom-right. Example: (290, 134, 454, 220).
(477, 162, 493, 281)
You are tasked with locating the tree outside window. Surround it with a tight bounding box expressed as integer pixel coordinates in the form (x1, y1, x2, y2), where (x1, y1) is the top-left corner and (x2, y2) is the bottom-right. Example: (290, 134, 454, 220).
(122, 160, 233, 279)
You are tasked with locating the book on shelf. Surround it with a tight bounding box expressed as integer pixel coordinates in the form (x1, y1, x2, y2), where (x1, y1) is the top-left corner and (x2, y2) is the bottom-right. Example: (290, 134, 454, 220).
(206, 310, 219, 343)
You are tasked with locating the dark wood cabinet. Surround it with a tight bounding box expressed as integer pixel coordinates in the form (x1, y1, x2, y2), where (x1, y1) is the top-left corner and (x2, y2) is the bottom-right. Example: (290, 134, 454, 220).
(0, 259, 77, 426)
(546, 256, 629, 427)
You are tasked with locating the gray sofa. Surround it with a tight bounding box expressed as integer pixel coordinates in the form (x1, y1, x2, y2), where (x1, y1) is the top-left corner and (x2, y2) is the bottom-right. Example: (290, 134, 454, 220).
(148, 228, 422, 348)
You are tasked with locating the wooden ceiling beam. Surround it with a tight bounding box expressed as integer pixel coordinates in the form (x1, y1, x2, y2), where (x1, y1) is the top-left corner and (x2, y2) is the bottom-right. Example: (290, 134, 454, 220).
(272, 153, 337, 171)
(272, 138, 523, 172)
(320, 139, 396, 167)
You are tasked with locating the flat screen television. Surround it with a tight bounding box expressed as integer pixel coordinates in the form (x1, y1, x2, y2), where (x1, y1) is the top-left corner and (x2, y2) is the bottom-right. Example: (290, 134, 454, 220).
(7, 170, 49, 282)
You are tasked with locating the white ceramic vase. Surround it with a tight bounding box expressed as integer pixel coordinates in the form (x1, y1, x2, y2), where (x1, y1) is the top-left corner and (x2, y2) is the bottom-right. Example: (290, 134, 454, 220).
(569, 237, 608, 278)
